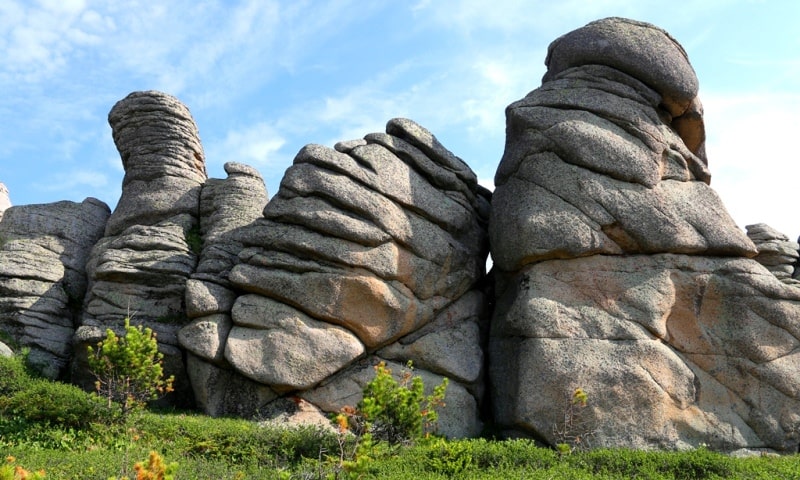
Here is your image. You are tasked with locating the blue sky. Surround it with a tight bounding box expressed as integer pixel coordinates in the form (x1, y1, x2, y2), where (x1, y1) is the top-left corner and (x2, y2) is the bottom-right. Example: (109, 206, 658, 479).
(1, 0, 799, 239)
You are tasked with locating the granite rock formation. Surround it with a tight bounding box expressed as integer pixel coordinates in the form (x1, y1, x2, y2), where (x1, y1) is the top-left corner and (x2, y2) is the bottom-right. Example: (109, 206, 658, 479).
(72, 91, 207, 404)
(747, 223, 800, 284)
(2, 16, 799, 451)
(184, 118, 492, 437)
(0, 199, 109, 377)
(489, 17, 800, 452)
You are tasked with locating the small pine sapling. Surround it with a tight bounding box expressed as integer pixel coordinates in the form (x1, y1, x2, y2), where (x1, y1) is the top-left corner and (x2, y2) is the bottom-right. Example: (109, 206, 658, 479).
(87, 318, 174, 416)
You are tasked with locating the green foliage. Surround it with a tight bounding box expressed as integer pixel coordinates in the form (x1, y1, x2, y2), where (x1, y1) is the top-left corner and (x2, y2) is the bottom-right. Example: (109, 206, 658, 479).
(0, 352, 32, 397)
(421, 436, 475, 475)
(0, 378, 116, 430)
(345, 361, 449, 444)
(185, 225, 203, 255)
(4, 417, 800, 479)
(87, 318, 175, 416)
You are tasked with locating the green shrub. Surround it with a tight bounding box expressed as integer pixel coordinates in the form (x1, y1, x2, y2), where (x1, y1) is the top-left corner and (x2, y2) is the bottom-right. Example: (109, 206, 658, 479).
(339, 361, 448, 444)
(0, 352, 33, 397)
(87, 318, 174, 415)
(421, 436, 475, 475)
(0, 379, 116, 429)
(185, 225, 202, 255)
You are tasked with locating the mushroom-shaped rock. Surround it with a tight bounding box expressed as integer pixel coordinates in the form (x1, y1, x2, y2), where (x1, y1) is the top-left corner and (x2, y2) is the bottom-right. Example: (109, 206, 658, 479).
(489, 18, 800, 453)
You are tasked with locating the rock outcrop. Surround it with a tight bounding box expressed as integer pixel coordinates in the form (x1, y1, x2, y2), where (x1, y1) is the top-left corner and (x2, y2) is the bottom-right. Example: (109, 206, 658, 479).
(72, 91, 207, 405)
(745, 223, 800, 284)
(0, 199, 109, 377)
(3, 16, 800, 451)
(182, 118, 491, 437)
(178, 161, 274, 416)
(489, 17, 800, 452)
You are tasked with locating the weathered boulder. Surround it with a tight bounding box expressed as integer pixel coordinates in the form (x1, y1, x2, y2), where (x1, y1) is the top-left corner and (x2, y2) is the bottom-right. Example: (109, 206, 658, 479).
(73, 91, 207, 406)
(491, 255, 800, 451)
(489, 17, 800, 452)
(378, 289, 488, 386)
(0, 198, 110, 377)
(185, 353, 278, 418)
(230, 118, 490, 349)
(746, 223, 799, 283)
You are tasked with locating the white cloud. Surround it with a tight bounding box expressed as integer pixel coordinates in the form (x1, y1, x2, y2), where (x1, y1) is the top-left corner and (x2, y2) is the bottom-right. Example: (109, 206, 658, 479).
(206, 122, 287, 172)
(704, 92, 800, 239)
(34, 168, 109, 192)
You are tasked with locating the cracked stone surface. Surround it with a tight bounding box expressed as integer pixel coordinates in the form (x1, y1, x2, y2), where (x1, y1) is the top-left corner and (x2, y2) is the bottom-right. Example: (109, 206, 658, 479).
(489, 17, 800, 452)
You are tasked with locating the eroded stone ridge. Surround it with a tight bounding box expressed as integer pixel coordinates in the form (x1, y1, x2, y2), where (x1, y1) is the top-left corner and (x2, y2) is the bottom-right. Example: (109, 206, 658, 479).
(747, 223, 800, 284)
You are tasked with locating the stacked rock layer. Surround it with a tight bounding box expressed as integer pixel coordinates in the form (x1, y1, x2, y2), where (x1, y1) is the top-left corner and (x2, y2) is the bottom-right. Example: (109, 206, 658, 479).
(182, 118, 492, 437)
(746, 223, 800, 284)
(0, 199, 109, 377)
(489, 17, 800, 452)
(72, 91, 207, 404)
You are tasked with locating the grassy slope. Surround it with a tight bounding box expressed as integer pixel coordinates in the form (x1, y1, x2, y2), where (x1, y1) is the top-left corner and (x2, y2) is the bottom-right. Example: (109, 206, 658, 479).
(2, 355, 800, 479)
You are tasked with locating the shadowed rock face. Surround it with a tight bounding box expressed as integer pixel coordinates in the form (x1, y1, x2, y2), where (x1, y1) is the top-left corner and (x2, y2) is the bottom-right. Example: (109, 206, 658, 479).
(489, 17, 800, 452)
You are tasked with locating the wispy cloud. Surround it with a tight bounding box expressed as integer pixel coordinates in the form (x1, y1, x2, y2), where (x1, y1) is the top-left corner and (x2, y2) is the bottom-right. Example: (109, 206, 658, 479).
(205, 122, 287, 173)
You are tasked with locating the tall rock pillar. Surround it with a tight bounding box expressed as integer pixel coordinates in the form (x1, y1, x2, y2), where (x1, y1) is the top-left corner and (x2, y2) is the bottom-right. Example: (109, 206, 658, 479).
(73, 91, 207, 406)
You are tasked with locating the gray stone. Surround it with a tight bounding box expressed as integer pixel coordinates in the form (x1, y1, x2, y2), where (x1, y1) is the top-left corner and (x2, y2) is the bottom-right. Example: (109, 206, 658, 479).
(491, 24, 756, 272)
(0, 198, 109, 378)
(178, 314, 232, 364)
(488, 18, 800, 453)
(378, 290, 487, 384)
(105, 91, 207, 236)
(543, 17, 698, 118)
(186, 353, 278, 418)
(490, 254, 800, 452)
(185, 279, 237, 318)
(226, 295, 365, 391)
(257, 396, 336, 432)
(74, 91, 207, 406)
(746, 224, 800, 284)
